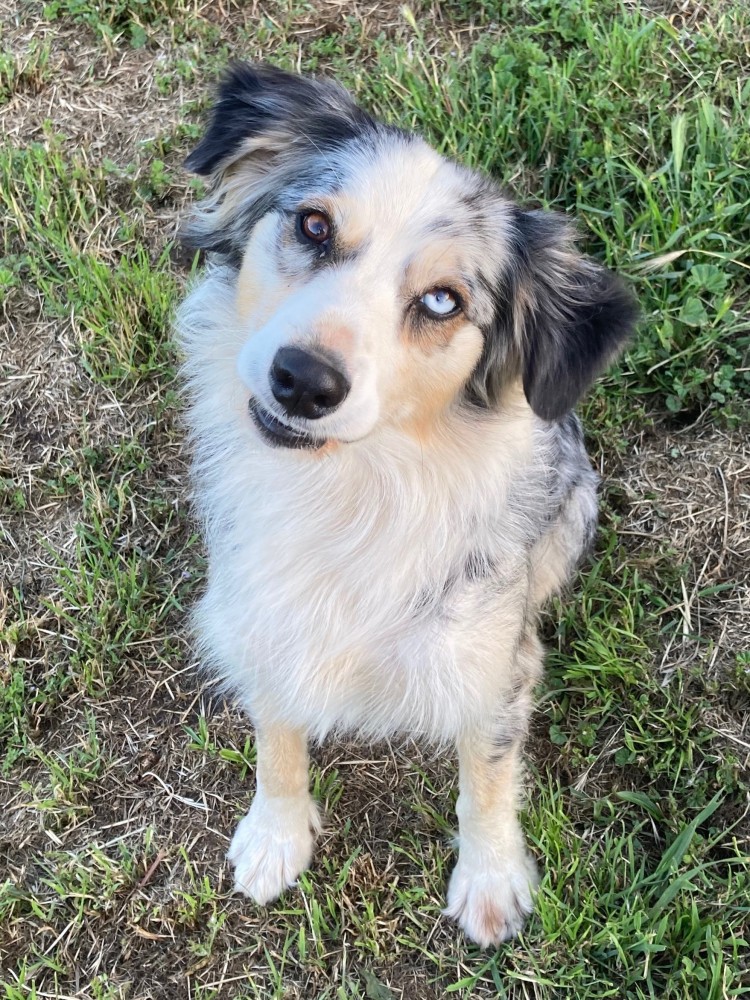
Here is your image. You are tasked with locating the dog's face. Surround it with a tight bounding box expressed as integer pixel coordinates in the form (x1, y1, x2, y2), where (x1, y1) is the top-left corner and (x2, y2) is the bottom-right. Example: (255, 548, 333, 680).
(183, 65, 637, 450)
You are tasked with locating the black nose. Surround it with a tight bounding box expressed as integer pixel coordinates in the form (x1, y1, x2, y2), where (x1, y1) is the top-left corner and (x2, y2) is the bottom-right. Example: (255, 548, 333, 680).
(269, 347, 350, 420)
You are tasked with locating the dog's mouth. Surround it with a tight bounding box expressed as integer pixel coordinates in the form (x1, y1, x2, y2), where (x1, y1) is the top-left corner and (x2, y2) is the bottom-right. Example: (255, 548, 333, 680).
(248, 399, 325, 450)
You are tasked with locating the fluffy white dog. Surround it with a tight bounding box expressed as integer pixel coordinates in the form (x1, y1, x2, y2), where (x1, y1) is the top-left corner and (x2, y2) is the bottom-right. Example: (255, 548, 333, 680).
(176, 63, 636, 946)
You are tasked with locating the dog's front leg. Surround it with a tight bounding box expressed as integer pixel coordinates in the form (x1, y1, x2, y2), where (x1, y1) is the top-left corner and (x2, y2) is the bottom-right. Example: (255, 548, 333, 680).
(228, 722, 321, 904)
(445, 731, 538, 947)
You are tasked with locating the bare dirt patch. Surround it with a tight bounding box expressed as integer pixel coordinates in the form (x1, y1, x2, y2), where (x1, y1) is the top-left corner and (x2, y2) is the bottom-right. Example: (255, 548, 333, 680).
(616, 423, 749, 677)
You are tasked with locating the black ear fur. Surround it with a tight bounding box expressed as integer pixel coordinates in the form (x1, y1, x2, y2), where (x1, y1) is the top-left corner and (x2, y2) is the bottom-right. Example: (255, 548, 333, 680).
(184, 62, 376, 176)
(513, 210, 638, 421)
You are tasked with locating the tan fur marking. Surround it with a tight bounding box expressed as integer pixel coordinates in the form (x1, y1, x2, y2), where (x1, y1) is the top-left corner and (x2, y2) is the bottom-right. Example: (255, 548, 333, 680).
(406, 309, 470, 349)
(401, 246, 473, 348)
(404, 242, 470, 293)
(387, 321, 484, 441)
(255, 724, 309, 798)
(227, 130, 295, 174)
(308, 191, 371, 252)
(313, 320, 355, 357)
(312, 439, 341, 458)
(236, 270, 291, 325)
(477, 898, 508, 940)
(236, 263, 264, 321)
(397, 373, 467, 442)
(235, 221, 292, 323)
(459, 737, 520, 817)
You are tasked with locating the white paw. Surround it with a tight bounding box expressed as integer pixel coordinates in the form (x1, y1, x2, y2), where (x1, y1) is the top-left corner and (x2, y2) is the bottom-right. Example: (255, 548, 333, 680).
(444, 845, 538, 947)
(227, 793, 321, 905)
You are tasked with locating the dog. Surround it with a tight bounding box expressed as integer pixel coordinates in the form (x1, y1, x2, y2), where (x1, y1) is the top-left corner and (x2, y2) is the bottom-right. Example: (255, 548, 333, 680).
(175, 63, 637, 947)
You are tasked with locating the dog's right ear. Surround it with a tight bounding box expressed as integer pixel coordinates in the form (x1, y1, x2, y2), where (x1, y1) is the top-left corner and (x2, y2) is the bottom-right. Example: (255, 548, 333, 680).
(181, 63, 375, 261)
(184, 62, 374, 177)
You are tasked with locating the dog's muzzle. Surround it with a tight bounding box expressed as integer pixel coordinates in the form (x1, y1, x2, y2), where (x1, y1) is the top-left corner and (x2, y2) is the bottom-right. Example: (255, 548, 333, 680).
(248, 399, 322, 450)
(248, 348, 350, 450)
(269, 347, 350, 420)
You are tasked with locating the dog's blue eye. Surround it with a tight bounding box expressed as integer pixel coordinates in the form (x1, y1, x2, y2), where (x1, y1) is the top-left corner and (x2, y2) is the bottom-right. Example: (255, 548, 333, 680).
(421, 288, 459, 317)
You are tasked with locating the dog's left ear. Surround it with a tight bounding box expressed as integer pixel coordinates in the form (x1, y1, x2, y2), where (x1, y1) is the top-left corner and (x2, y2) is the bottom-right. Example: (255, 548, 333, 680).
(511, 210, 638, 421)
(184, 62, 374, 178)
(181, 63, 375, 261)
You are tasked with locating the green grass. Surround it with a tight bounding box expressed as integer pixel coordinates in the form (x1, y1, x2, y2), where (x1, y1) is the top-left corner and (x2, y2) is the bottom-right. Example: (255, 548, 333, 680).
(0, 39, 53, 103)
(1, 141, 178, 385)
(1, 1, 749, 998)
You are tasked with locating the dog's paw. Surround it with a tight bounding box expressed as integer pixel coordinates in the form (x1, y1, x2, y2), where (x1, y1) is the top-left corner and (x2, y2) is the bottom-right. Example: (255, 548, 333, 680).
(444, 846, 538, 947)
(227, 794, 321, 905)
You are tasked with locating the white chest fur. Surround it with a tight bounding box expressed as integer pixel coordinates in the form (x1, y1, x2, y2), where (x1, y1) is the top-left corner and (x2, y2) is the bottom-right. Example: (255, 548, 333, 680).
(192, 412, 545, 741)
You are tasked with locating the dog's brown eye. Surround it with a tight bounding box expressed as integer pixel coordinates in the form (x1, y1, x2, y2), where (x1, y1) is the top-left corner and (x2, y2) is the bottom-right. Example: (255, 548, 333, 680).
(300, 211, 331, 244)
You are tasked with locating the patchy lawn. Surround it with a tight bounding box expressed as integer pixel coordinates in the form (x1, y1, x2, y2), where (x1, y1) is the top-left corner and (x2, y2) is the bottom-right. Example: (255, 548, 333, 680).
(1, 1, 749, 997)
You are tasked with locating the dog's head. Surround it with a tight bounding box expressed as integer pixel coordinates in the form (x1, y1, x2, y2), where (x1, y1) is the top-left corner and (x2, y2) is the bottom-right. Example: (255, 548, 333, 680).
(182, 63, 637, 450)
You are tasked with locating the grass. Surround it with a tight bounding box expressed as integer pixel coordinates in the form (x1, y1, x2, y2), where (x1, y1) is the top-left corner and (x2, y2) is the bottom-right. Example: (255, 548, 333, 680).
(1, 0, 749, 997)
